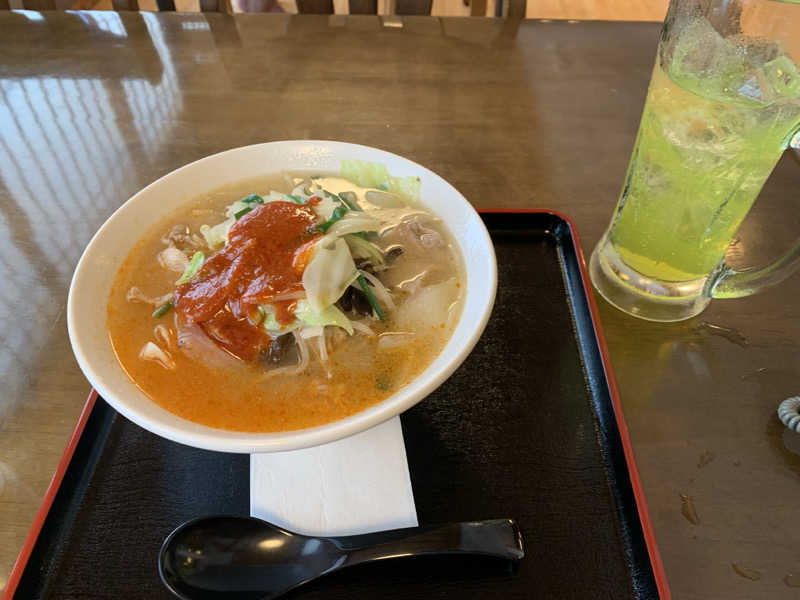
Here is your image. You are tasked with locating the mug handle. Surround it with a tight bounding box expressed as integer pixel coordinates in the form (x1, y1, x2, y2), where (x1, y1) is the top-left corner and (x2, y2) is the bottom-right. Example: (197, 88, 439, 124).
(709, 132, 800, 299)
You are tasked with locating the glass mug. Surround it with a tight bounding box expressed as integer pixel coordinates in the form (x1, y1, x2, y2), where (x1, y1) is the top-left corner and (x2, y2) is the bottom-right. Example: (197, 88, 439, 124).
(590, 0, 800, 322)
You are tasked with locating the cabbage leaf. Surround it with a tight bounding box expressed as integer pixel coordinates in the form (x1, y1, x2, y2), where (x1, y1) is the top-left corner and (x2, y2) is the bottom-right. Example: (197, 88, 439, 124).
(345, 234, 383, 265)
(200, 219, 233, 249)
(258, 300, 353, 336)
(295, 301, 353, 335)
(341, 159, 420, 201)
(302, 237, 358, 312)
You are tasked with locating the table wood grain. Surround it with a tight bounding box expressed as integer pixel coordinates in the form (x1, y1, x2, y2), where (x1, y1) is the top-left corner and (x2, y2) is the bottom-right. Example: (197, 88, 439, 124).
(0, 12, 798, 599)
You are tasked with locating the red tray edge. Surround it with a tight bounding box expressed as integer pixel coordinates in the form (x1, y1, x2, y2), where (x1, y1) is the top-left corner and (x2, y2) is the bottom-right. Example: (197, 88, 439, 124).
(3, 389, 98, 600)
(4, 208, 670, 600)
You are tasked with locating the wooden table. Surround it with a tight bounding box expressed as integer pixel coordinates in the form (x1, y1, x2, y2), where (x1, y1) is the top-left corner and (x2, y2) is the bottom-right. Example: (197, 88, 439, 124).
(1, 11, 799, 599)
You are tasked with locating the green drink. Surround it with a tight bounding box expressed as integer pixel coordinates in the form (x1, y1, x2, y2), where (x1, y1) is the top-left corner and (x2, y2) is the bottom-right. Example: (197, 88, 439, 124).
(591, 6, 800, 321)
(612, 17, 800, 282)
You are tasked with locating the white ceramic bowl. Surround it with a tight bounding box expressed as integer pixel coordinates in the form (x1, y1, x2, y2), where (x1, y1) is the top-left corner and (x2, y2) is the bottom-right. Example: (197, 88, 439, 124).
(67, 141, 496, 453)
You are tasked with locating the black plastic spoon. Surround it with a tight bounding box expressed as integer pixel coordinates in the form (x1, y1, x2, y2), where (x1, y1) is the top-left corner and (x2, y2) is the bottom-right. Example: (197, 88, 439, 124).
(159, 515, 525, 600)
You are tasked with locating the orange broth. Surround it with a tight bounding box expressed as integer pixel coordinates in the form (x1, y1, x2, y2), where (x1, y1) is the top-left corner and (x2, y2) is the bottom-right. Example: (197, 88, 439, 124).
(106, 173, 463, 432)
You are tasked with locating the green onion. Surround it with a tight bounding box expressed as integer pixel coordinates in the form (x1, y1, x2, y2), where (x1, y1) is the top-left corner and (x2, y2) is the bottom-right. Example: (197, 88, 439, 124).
(375, 373, 392, 391)
(315, 205, 348, 233)
(339, 191, 361, 211)
(234, 206, 252, 220)
(240, 193, 264, 205)
(152, 300, 173, 318)
(356, 274, 385, 321)
(324, 188, 361, 212)
(176, 251, 205, 285)
(287, 194, 304, 204)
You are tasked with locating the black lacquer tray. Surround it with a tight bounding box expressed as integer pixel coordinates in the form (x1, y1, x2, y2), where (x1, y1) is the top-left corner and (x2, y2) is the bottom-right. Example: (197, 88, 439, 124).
(8, 211, 668, 600)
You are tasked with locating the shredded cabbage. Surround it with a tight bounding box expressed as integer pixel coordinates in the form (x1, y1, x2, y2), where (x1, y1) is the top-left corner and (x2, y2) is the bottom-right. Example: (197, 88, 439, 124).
(302, 238, 358, 312)
(258, 304, 302, 335)
(291, 183, 311, 198)
(295, 301, 353, 335)
(263, 190, 294, 203)
(323, 212, 380, 239)
(200, 219, 233, 249)
(192, 161, 420, 343)
(341, 159, 420, 201)
(224, 199, 250, 220)
(311, 195, 339, 220)
(258, 300, 353, 336)
(341, 160, 390, 189)
(365, 190, 405, 208)
(386, 175, 421, 201)
(345, 234, 383, 265)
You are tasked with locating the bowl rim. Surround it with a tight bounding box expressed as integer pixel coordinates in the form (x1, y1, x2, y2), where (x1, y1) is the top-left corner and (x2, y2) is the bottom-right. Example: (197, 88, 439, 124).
(67, 140, 497, 453)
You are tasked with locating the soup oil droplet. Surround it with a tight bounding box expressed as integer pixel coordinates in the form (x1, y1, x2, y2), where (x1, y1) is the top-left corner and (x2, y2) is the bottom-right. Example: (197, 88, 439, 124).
(680, 493, 700, 525)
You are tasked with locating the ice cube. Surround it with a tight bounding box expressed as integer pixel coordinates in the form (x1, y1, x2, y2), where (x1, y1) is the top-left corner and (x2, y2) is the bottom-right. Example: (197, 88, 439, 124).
(669, 17, 733, 78)
(731, 35, 781, 68)
(667, 16, 752, 104)
(763, 54, 800, 99)
(737, 76, 763, 102)
(672, 17, 747, 75)
(736, 71, 777, 105)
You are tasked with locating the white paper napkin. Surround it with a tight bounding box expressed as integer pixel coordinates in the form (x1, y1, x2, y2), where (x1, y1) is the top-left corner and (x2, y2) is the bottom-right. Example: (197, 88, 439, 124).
(250, 416, 418, 536)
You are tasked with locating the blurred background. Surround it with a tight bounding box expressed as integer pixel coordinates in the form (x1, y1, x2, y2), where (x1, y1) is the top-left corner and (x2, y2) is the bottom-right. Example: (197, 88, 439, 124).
(1, 0, 669, 22)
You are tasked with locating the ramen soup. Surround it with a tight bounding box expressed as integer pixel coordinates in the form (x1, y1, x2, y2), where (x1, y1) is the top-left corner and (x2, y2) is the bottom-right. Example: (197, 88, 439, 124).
(107, 161, 465, 432)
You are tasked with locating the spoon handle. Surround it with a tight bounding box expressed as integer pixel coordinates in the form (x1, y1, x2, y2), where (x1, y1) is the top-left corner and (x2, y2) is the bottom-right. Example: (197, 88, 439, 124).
(332, 519, 524, 566)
